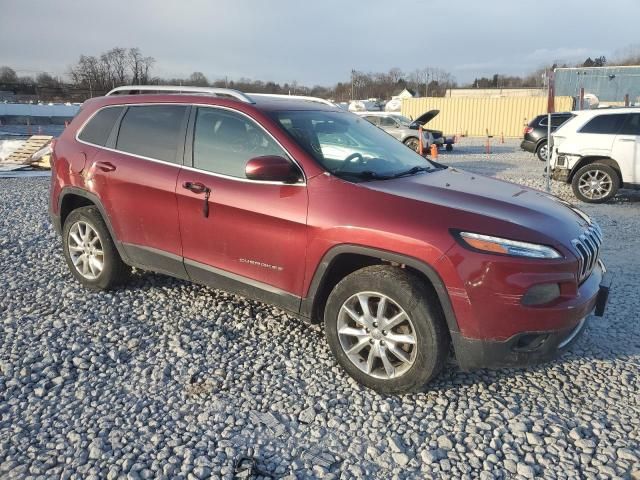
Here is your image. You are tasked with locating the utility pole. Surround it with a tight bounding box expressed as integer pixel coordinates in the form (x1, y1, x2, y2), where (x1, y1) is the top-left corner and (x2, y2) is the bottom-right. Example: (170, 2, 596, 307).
(351, 69, 355, 100)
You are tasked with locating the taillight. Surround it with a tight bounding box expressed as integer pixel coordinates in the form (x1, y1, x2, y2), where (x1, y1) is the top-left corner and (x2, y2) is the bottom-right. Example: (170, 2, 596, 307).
(523, 127, 533, 135)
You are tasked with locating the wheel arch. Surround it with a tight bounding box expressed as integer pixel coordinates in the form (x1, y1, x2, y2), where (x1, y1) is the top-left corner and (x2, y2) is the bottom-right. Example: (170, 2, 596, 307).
(58, 187, 131, 263)
(301, 245, 459, 335)
(569, 156, 623, 184)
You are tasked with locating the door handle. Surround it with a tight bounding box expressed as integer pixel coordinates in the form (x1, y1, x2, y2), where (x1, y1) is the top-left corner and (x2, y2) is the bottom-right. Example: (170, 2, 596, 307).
(182, 181, 209, 194)
(182, 181, 212, 217)
(95, 161, 116, 172)
(619, 138, 636, 142)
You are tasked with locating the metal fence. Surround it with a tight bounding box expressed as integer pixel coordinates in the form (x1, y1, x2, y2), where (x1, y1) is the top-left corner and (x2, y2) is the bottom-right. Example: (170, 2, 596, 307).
(401, 96, 574, 138)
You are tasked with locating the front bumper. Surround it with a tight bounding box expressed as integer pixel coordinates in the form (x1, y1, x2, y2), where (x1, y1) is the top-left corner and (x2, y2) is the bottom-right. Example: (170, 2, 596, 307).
(452, 263, 611, 370)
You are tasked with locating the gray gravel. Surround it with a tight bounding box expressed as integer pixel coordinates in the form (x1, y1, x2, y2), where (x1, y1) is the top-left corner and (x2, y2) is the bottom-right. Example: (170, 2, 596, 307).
(1, 140, 639, 479)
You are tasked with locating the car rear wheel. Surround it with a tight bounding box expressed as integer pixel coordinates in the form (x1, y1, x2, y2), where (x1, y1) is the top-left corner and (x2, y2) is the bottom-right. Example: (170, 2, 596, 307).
(62, 206, 130, 290)
(403, 137, 420, 153)
(571, 163, 619, 203)
(324, 265, 448, 393)
(536, 141, 548, 162)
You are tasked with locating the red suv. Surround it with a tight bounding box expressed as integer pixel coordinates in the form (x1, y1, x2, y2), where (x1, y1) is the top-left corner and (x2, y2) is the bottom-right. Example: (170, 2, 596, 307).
(49, 86, 611, 393)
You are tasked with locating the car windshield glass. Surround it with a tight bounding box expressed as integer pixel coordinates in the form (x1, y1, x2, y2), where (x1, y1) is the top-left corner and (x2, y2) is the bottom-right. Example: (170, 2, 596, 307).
(394, 115, 413, 126)
(270, 110, 435, 181)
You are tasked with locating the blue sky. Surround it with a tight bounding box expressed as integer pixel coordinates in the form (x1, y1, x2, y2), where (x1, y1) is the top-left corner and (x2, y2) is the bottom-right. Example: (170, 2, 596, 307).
(1, 0, 639, 85)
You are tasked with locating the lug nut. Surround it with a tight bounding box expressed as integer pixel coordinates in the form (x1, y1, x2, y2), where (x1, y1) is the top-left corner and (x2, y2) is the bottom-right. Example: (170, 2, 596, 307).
(372, 322, 378, 328)
(382, 330, 387, 336)
(369, 339, 374, 344)
(380, 341, 386, 346)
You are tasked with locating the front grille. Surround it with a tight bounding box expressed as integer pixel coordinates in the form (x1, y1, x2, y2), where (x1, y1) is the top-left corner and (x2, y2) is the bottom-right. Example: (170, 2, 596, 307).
(571, 223, 603, 282)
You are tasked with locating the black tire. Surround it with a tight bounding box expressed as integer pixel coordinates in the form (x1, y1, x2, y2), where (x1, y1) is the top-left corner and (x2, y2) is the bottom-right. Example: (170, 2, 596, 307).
(403, 137, 420, 153)
(62, 206, 130, 290)
(571, 163, 620, 203)
(445, 143, 453, 151)
(536, 140, 548, 162)
(324, 265, 448, 393)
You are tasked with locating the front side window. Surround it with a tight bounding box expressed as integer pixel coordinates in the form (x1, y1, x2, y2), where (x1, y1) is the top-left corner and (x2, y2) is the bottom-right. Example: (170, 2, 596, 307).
(379, 116, 398, 127)
(78, 106, 124, 146)
(116, 105, 188, 163)
(580, 114, 627, 135)
(193, 107, 287, 178)
(619, 113, 640, 135)
(271, 110, 436, 182)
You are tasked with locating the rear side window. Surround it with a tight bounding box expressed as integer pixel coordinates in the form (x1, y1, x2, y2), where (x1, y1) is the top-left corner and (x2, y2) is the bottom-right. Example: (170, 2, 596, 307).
(78, 106, 124, 146)
(580, 114, 627, 135)
(193, 107, 286, 178)
(619, 113, 640, 135)
(116, 105, 188, 163)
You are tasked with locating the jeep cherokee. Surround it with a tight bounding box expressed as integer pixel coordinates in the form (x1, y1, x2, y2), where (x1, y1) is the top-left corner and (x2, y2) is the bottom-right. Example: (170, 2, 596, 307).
(49, 86, 611, 393)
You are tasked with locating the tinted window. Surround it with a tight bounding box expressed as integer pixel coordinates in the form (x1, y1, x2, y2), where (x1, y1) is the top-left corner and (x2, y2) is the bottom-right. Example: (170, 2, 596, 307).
(379, 116, 397, 127)
(580, 114, 627, 135)
(78, 106, 124, 146)
(363, 116, 380, 125)
(193, 107, 287, 178)
(619, 113, 640, 135)
(539, 115, 570, 127)
(116, 105, 188, 163)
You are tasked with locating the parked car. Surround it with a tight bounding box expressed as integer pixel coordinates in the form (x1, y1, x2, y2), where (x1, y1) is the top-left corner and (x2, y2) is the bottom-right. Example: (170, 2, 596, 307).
(50, 85, 610, 393)
(550, 108, 640, 203)
(358, 111, 448, 153)
(521, 112, 574, 161)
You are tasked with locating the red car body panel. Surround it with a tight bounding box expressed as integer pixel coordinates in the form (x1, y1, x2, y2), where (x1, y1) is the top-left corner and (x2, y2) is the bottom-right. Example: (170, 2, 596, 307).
(50, 92, 607, 370)
(176, 168, 308, 295)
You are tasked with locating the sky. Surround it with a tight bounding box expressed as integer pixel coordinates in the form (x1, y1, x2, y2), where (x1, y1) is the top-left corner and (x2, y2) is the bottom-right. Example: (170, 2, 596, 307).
(1, 0, 639, 86)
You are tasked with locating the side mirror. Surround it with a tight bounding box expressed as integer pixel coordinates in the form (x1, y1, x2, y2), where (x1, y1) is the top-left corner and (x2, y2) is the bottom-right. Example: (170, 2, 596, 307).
(245, 155, 302, 183)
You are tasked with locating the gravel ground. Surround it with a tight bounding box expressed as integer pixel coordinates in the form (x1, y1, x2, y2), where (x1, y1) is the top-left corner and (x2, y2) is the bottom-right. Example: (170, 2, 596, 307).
(1, 139, 638, 479)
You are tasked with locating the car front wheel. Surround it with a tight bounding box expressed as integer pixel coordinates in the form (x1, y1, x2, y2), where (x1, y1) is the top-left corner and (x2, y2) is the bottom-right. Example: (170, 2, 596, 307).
(403, 137, 420, 153)
(324, 266, 448, 393)
(571, 163, 619, 203)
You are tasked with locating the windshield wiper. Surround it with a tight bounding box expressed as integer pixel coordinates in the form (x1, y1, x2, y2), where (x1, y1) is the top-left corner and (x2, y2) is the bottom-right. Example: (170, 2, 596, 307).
(390, 166, 432, 178)
(331, 170, 393, 181)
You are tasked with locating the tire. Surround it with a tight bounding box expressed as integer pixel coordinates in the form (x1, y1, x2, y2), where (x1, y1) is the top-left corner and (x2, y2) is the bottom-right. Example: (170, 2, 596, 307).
(403, 137, 420, 153)
(62, 206, 130, 290)
(445, 143, 453, 152)
(571, 163, 620, 203)
(536, 141, 548, 162)
(324, 265, 448, 393)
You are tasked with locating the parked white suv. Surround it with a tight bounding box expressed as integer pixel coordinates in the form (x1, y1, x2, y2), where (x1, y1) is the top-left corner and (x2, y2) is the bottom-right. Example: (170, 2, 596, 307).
(550, 108, 640, 203)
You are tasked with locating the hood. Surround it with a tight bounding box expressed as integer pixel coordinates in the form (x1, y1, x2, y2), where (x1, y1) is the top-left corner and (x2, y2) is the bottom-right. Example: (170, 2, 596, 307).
(412, 109, 440, 126)
(364, 167, 591, 243)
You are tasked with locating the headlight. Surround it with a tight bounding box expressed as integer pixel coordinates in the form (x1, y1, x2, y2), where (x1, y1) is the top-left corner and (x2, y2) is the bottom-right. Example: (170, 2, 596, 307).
(458, 232, 562, 259)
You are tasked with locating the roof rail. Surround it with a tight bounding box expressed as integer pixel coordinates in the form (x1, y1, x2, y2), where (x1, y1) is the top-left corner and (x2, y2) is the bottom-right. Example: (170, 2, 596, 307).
(248, 93, 337, 107)
(105, 85, 254, 103)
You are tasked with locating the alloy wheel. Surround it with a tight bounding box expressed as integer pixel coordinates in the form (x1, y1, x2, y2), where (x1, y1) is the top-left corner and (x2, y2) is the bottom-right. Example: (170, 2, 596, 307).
(337, 291, 417, 379)
(577, 170, 613, 200)
(67, 221, 104, 280)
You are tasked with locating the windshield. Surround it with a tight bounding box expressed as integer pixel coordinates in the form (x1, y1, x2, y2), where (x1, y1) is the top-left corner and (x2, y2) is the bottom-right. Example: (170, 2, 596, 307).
(393, 115, 413, 126)
(270, 110, 435, 181)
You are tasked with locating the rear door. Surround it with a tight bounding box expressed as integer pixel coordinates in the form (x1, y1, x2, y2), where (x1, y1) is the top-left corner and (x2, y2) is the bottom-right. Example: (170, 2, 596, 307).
(576, 113, 627, 156)
(176, 106, 308, 310)
(612, 113, 640, 184)
(89, 104, 189, 276)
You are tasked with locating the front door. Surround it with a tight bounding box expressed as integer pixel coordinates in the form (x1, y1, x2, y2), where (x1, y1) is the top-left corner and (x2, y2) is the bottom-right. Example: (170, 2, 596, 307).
(176, 106, 308, 311)
(612, 113, 640, 185)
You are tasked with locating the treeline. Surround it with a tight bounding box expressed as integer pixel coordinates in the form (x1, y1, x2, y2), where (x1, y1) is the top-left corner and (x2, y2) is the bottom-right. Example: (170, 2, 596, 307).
(2, 46, 640, 103)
